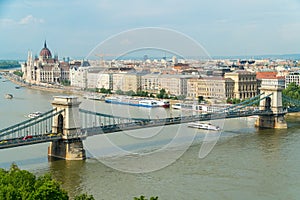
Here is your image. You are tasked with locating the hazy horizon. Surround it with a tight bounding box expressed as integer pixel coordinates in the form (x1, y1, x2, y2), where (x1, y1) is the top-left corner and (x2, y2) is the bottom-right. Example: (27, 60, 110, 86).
(1, 0, 300, 60)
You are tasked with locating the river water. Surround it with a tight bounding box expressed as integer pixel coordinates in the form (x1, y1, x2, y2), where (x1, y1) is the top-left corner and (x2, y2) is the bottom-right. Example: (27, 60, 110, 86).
(0, 75, 300, 200)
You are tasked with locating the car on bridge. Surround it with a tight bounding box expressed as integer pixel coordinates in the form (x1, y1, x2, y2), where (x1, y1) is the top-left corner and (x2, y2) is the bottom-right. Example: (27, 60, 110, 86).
(22, 135, 33, 140)
(0, 140, 7, 144)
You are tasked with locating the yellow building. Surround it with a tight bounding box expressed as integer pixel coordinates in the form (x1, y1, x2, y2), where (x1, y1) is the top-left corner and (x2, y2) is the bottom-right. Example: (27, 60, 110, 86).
(224, 70, 258, 99)
(112, 73, 140, 92)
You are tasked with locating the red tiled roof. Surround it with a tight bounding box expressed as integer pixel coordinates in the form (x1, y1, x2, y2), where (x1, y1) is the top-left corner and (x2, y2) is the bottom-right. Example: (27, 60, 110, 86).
(256, 71, 277, 79)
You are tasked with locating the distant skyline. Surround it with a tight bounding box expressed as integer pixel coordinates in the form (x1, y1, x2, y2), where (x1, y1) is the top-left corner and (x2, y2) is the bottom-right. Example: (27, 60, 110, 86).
(1, 0, 300, 60)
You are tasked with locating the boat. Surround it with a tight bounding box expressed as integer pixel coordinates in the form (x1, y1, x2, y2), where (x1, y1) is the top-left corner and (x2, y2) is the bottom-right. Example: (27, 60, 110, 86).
(172, 103, 230, 113)
(83, 94, 105, 101)
(28, 111, 42, 118)
(171, 103, 193, 110)
(4, 94, 13, 99)
(171, 103, 182, 109)
(154, 100, 170, 108)
(187, 122, 220, 131)
(138, 100, 159, 108)
(15, 86, 21, 89)
(105, 96, 160, 108)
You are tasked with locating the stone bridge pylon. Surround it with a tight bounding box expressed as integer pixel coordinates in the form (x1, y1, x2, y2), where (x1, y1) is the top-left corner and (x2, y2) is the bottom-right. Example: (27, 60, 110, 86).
(255, 79, 287, 129)
(48, 96, 86, 160)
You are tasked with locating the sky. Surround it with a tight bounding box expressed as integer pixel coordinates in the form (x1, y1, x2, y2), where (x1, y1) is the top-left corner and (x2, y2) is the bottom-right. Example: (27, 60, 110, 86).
(1, 0, 300, 60)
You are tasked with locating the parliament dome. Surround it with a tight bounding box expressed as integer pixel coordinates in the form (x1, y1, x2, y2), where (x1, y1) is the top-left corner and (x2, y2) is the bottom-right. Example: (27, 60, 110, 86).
(39, 41, 52, 58)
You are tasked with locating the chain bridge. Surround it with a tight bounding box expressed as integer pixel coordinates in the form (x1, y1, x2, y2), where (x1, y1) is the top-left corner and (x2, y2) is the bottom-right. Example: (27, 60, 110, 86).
(0, 79, 300, 160)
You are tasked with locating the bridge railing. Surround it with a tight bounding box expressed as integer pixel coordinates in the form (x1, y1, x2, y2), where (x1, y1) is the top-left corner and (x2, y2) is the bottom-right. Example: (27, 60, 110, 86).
(0, 109, 64, 141)
(79, 108, 149, 129)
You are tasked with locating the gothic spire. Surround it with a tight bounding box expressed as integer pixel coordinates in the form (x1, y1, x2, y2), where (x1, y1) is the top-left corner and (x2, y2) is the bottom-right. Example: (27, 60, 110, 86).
(44, 40, 47, 48)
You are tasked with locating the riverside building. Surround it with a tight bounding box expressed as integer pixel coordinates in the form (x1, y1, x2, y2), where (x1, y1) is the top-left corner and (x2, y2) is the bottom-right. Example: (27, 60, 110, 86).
(224, 70, 258, 99)
(187, 76, 234, 101)
(22, 41, 70, 84)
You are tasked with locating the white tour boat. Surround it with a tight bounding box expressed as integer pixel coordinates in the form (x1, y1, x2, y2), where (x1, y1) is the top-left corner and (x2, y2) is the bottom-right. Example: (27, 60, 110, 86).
(188, 122, 220, 131)
(28, 111, 42, 118)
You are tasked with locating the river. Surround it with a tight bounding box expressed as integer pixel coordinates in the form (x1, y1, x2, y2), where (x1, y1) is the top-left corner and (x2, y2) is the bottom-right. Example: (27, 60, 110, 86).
(0, 75, 300, 200)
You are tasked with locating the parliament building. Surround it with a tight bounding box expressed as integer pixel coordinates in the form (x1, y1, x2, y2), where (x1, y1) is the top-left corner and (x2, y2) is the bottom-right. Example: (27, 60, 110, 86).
(22, 41, 70, 84)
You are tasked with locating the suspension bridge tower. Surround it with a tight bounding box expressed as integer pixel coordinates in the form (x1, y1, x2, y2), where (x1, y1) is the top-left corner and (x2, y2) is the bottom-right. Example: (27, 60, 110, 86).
(255, 78, 287, 129)
(48, 96, 86, 160)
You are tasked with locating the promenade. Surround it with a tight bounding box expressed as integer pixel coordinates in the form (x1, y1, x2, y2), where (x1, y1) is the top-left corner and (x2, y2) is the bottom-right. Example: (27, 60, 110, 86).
(2, 72, 85, 96)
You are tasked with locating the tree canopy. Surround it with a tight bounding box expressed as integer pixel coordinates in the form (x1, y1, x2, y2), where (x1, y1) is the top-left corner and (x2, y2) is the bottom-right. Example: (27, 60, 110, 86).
(283, 82, 300, 100)
(0, 163, 94, 200)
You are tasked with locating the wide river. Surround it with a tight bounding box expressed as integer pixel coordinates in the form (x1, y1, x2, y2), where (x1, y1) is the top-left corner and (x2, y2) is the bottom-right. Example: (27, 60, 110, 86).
(0, 75, 300, 200)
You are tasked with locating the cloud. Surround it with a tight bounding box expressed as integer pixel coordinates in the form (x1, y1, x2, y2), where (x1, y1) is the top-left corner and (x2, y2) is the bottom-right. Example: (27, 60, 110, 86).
(18, 15, 44, 25)
(0, 15, 44, 26)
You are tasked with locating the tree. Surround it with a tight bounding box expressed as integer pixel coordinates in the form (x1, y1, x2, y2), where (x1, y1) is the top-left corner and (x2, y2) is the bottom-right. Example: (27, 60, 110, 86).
(0, 163, 93, 200)
(283, 82, 300, 100)
(31, 180, 68, 200)
(13, 70, 23, 77)
(226, 98, 241, 104)
(136, 90, 149, 97)
(198, 96, 204, 103)
(134, 195, 158, 200)
(232, 98, 241, 104)
(176, 95, 186, 100)
(60, 80, 71, 86)
(226, 98, 232, 104)
(156, 89, 169, 99)
(99, 88, 112, 94)
(115, 89, 124, 95)
(125, 90, 136, 96)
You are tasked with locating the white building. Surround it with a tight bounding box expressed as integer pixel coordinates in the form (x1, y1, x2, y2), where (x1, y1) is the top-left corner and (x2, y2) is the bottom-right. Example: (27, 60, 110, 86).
(87, 72, 111, 89)
(285, 71, 300, 88)
(70, 67, 88, 88)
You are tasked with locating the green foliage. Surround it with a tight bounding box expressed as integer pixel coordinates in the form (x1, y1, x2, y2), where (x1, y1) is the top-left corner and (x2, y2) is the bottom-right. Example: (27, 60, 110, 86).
(0, 60, 21, 69)
(198, 96, 204, 103)
(74, 193, 95, 200)
(31, 180, 68, 200)
(149, 93, 155, 98)
(0, 163, 93, 200)
(134, 195, 158, 200)
(99, 88, 112, 94)
(115, 89, 124, 95)
(136, 90, 149, 97)
(226, 98, 241, 104)
(283, 82, 300, 100)
(282, 82, 300, 107)
(13, 70, 23, 77)
(125, 90, 136, 96)
(60, 80, 71, 86)
(156, 88, 169, 99)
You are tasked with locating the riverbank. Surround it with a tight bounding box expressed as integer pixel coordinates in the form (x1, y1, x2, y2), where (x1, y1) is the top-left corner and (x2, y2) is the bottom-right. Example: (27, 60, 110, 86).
(3, 73, 85, 96)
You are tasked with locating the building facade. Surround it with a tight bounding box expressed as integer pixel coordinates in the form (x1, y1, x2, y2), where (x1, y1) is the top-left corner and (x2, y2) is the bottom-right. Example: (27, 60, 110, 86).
(224, 70, 258, 99)
(112, 73, 140, 92)
(187, 77, 234, 100)
(285, 71, 300, 88)
(22, 41, 70, 84)
(70, 67, 88, 88)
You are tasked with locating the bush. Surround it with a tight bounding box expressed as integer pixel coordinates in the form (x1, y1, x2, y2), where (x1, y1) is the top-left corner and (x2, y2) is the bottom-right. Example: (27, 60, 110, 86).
(0, 163, 94, 200)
